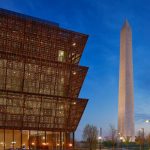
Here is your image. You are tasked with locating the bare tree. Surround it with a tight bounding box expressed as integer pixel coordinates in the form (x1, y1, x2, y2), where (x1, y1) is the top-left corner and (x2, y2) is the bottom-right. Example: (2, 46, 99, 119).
(135, 130, 141, 144)
(109, 124, 117, 149)
(82, 124, 98, 150)
(145, 134, 150, 148)
(135, 130, 144, 149)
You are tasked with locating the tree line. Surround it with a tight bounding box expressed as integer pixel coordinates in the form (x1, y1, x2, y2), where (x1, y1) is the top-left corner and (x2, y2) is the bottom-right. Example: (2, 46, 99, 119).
(81, 124, 150, 150)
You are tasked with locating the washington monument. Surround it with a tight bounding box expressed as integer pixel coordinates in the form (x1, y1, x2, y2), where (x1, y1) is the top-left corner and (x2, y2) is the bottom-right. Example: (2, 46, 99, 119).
(118, 20, 135, 140)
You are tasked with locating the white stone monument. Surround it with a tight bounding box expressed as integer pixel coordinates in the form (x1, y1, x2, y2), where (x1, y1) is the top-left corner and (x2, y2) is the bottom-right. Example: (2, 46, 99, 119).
(118, 20, 135, 141)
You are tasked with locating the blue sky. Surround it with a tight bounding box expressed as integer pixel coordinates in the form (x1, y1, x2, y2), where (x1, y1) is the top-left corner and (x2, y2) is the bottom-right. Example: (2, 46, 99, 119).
(1, 0, 150, 140)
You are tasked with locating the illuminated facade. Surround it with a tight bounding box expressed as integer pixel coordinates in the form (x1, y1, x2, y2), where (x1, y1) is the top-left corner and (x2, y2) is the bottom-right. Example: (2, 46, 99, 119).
(0, 8, 88, 149)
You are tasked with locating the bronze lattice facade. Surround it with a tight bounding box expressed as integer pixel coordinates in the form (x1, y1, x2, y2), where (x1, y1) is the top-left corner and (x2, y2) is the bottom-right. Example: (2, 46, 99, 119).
(0, 8, 88, 150)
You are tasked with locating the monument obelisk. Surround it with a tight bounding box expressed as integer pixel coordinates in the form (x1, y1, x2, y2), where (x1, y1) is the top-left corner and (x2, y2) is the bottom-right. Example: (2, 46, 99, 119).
(118, 20, 135, 140)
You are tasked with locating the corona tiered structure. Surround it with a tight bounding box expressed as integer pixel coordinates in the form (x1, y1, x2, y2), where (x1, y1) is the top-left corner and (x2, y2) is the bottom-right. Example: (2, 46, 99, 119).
(0, 8, 88, 150)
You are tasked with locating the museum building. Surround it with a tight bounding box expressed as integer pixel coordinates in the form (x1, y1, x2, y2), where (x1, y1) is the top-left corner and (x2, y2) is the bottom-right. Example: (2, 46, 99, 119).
(0, 8, 88, 150)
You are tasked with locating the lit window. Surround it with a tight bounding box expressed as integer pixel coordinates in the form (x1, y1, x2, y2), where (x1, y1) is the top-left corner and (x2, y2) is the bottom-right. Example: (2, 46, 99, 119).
(72, 71, 76, 75)
(60, 77, 64, 83)
(72, 42, 76, 46)
(58, 50, 65, 62)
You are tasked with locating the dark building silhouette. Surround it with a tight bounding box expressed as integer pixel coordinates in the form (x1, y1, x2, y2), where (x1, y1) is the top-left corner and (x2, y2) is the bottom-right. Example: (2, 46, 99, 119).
(0, 8, 88, 150)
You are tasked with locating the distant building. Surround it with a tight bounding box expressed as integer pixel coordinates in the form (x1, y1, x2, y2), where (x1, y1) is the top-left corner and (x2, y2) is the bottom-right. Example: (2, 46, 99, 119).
(0, 8, 88, 150)
(118, 20, 135, 141)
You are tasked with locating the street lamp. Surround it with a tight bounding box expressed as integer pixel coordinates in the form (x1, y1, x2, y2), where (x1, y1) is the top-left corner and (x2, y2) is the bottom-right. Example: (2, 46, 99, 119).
(145, 120, 150, 123)
(145, 120, 150, 149)
(139, 128, 144, 150)
(116, 132, 120, 148)
(120, 137, 123, 149)
(98, 136, 102, 150)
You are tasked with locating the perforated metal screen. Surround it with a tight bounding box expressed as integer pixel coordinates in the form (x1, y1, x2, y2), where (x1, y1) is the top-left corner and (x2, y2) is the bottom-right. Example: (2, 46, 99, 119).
(0, 8, 88, 132)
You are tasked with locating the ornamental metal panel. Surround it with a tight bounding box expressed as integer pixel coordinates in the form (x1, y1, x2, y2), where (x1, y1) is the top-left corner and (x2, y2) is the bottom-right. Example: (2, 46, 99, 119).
(0, 8, 88, 65)
(0, 58, 88, 97)
(0, 8, 89, 133)
(0, 91, 87, 132)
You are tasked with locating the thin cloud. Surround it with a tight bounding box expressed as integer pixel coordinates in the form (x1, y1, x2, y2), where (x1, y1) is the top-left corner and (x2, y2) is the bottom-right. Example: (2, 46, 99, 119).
(135, 113, 150, 123)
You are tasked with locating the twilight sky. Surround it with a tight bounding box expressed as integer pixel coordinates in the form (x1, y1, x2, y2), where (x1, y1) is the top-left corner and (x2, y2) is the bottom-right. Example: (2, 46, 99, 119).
(1, 0, 150, 140)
